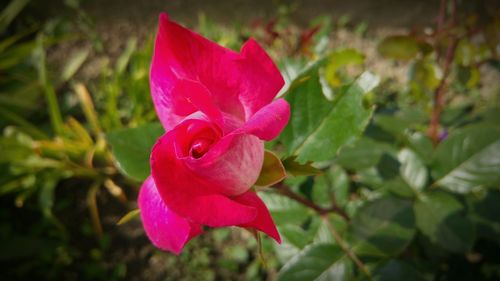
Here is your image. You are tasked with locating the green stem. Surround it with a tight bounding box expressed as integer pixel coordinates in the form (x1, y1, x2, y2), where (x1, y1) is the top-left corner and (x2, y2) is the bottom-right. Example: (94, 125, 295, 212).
(0, 106, 47, 139)
(36, 34, 64, 136)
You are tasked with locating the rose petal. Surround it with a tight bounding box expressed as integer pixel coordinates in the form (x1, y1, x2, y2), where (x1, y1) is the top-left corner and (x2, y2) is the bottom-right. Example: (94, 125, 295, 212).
(171, 79, 224, 128)
(150, 13, 243, 128)
(235, 98, 290, 141)
(151, 130, 259, 226)
(234, 190, 281, 243)
(185, 133, 264, 196)
(238, 39, 285, 120)
(138, 177, 202, 255)
(150, 13, 285, 129)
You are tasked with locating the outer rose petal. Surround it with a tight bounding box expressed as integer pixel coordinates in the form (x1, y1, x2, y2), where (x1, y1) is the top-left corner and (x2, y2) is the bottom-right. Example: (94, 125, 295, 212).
(235, 98, 290, 141)
(138, 177, 202, 255)
(150, 13, 284, 130)
(234, 191, 281, 243)
(238, 39, 285, 120)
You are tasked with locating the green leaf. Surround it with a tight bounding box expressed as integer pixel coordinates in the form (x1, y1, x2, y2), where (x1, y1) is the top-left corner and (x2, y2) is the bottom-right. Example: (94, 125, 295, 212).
(0, 0, 30, 34)
(470, 190, 500, 244)
(312, 165, 349, 208)
(433, 123, 500, 193)
(409, 59, 441, 91)
(383, 177, 416, 199)
(117, 209, 140, 225)
(351, 196, 416, 257)
(107, 123, 164, 181)
(398, 148, 428, 192)
(255, 150, 286, 187)
(373, 260, 427, 281)
(414, 191, 475, 253)
(282, 156, 322, 177)
(277, 243, 352, 281)
(60, 49, 90, 83)
(324, 48, 365, 87)
(336, 138, 385, 170)
(377, 35, 421, 60)
(259, 192, 311, 226)
(115, 37, 137, 74)
(280, 70, 374, 163)
(407, 132, 434, 164)
(313, 214, 349, 244)
(279, 219, 321, 249)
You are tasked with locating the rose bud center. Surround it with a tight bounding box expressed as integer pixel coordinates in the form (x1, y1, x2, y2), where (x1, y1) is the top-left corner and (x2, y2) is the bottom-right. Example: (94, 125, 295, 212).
(190, 137, 214, 158)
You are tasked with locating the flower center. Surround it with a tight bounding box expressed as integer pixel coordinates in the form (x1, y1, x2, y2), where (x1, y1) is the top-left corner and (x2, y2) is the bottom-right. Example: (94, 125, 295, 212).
(190, 137, 214, 159)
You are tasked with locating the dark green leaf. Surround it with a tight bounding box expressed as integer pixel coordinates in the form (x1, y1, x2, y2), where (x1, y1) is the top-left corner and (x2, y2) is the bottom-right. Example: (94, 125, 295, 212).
(383, 177, 416, 199)
(351, 196, 416, 257)
(414, 191, 475, 253)
(470, 190, 500, 244)
(107, 123, 164, 181)
(373, 260, 427, 281)
(0, 0, 30, 33)
(336, 138, 385, 170)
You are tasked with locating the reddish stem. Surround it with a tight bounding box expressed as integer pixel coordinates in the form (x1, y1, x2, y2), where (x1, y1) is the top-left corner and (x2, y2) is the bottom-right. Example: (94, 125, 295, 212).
(428, 0, 458, 145)
(429, 38, 458, 144)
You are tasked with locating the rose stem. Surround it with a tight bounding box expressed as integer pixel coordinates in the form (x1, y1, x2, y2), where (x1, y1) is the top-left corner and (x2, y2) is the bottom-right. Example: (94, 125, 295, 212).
(322, 215, 373, 281)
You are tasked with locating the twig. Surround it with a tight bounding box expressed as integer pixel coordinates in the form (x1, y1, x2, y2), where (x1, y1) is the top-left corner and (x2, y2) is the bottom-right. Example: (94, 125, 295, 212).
(428, 0, 458, 145)
(322, 215, 373, 280)
(87, 182, 103, 237)
(273, 182, 350, 221)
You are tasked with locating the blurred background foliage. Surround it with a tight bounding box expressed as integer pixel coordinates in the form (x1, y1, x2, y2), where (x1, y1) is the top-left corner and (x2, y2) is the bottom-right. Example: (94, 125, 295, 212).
(0, 0, 499, 280)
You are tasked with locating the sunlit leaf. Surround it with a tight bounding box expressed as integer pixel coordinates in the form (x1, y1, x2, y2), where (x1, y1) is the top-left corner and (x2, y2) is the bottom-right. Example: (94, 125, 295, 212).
(61, 49, 90, 83)
(277, 243, 353, 281)
(398, 148, 427, 192)
(377, 35, 421, 60)
(280, 68, 374, 163)
(433, 123, 500, 193)
(324, 48, 365, 87)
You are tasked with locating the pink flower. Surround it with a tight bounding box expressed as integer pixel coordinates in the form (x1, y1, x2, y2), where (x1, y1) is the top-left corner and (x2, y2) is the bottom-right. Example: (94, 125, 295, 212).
(138, 13, 290, 254)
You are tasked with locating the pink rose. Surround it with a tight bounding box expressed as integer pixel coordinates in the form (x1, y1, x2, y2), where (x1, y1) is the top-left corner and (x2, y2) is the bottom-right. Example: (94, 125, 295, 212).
(138, 13, 290, 254)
